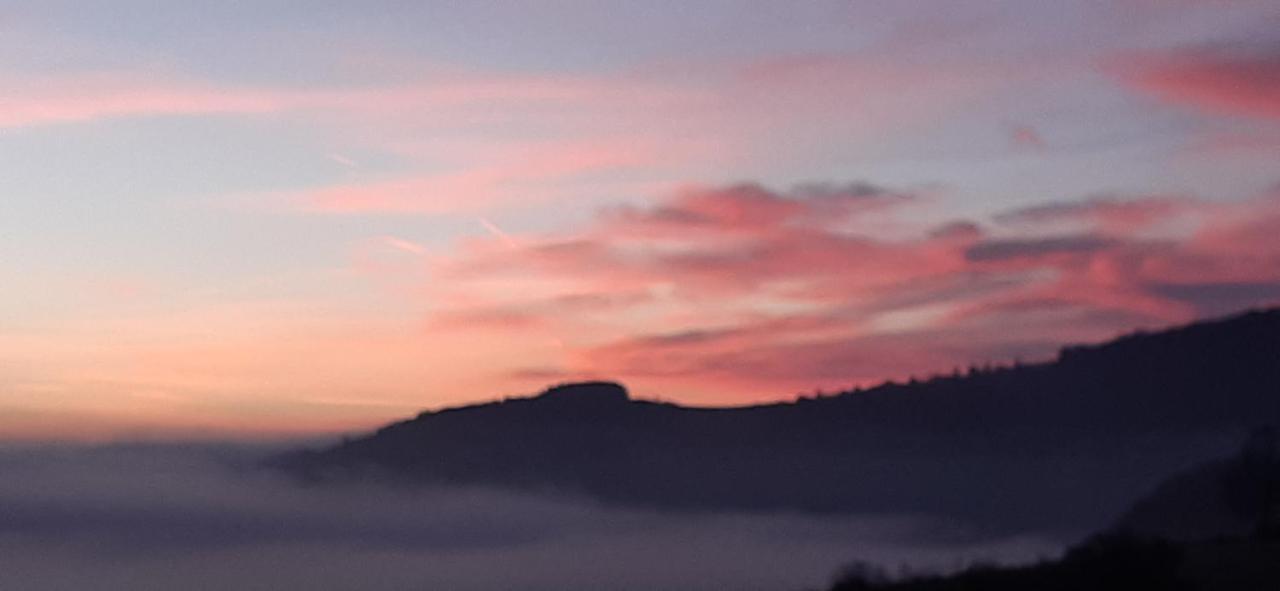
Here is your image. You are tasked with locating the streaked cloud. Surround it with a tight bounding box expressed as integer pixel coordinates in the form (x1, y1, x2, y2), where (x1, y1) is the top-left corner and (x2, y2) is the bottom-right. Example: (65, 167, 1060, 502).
(421, 182, 1280, 400)
(1109, 41, 1280, 119)
(0, 74, 287, 128)
(995, 196, 1192, 232)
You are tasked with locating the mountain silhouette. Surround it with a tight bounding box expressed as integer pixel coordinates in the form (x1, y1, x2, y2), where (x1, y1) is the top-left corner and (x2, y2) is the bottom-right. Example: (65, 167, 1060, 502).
(278, 308, 1280, 536)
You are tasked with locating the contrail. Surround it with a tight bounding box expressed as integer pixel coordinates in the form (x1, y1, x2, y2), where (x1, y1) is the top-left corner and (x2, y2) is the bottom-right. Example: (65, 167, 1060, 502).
(327, 153, 359, 168)
(379, 235, 427, 255)
(478, 217, 519, 249)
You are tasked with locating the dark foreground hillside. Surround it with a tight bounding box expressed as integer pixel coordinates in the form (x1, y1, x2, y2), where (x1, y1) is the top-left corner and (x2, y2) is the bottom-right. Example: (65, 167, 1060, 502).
(278, 308, 1280, 536)
(828, 432, 1280, 591)
(828, 535, 1280, 591)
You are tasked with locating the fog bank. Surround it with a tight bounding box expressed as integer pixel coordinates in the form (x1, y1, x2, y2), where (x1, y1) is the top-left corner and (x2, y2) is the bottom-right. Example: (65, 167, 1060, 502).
(0, 444, 1062, 590)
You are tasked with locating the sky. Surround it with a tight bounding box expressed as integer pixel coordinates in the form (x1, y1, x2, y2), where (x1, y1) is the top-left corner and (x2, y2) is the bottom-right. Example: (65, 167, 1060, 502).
(1, 0, 1279, 439)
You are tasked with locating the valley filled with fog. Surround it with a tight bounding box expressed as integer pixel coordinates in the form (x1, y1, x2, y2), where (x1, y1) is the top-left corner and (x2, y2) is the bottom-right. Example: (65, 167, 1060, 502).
(0, 444, 1059, 591)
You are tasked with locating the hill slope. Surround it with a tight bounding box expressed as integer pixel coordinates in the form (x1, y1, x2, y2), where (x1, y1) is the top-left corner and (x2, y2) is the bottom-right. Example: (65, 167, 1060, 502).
(828, 433, 1280, 591)
(1113, 426, 1280, 542)
(279, 308, 1280, 536)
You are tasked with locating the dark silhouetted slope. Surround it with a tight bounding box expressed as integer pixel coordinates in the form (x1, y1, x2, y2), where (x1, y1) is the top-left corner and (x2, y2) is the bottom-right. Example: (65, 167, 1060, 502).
(278, 308, 1280, 536)
(1113, 426, 1280, 542)
(828, 430, 1280, 591)
(828, 535, 1280, 591)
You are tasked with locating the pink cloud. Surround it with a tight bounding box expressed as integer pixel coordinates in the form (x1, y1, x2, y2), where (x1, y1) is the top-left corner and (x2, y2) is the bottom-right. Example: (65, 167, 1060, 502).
(1176, 190, 1280, 278)
(0, 74, 288, 128)
(422, 183, 1280, 400)
(0, 66, 699, 131)
(601, 182, 913, 238)
(995, 195, 1192, 233)
(1108, 43, 1280, 119)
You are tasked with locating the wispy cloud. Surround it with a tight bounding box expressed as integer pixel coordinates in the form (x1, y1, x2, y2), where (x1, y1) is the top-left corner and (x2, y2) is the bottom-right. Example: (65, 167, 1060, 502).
(1107, 41, 1280, 119)
(287, 138, 664, 215)
(0, 74, 288, 128)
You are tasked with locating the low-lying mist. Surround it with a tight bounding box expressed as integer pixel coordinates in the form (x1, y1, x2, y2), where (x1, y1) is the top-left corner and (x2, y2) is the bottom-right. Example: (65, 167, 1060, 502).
(0, 443, 1062, 591)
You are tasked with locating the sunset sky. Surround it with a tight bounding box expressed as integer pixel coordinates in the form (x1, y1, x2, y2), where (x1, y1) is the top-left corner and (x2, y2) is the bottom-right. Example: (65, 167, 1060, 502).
(2, 1, 1279, 439)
